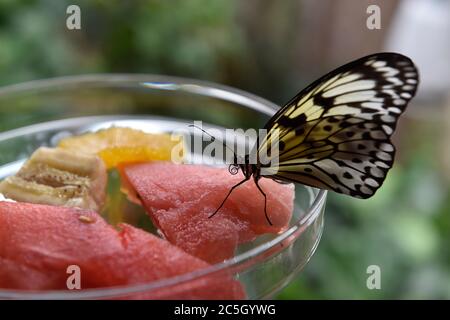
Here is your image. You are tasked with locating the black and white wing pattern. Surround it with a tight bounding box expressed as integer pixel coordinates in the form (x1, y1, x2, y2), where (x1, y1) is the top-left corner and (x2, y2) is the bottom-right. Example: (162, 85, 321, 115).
(257, 52, 419, 198)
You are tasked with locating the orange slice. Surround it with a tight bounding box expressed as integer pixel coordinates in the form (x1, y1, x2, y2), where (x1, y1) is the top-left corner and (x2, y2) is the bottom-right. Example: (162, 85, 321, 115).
(58, 127, 184, 169)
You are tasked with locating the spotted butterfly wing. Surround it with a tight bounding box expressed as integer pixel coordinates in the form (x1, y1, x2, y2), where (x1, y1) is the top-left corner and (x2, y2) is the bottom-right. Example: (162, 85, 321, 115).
(257, 52, 419, 198)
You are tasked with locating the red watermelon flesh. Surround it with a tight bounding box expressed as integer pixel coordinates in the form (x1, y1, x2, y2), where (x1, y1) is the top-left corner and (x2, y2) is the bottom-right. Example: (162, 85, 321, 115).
(109, 224, 245, 299)
(0, 201, 245, 299)
(121, 162, 295, 263)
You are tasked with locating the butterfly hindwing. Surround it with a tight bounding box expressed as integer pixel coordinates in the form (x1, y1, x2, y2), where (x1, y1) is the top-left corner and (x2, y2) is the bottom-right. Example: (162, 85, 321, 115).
(257, 52, 418, 198)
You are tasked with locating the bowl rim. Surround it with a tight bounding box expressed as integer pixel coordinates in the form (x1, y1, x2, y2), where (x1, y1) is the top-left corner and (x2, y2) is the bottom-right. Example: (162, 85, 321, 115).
(0, 74, 327, 299)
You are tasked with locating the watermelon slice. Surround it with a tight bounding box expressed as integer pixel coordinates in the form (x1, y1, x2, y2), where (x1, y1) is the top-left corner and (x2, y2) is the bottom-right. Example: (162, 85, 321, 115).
(0, 201, 245, 299)
(121, 162, 294, 263)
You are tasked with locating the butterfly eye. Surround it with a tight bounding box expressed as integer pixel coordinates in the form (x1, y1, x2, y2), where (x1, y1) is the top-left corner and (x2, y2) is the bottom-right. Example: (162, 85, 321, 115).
(228, 164, 239, 175)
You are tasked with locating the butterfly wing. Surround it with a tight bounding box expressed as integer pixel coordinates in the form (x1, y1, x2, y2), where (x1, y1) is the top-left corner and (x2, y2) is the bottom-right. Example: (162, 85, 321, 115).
(257, 52, 419, 198)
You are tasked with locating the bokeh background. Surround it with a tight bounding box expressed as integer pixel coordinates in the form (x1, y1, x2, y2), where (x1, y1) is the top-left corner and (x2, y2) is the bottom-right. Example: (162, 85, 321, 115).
(0, 0, 449, 299)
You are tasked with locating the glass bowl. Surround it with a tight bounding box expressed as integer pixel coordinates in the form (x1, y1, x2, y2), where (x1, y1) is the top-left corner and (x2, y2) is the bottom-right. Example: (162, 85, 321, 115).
(0, 75, 327, 299)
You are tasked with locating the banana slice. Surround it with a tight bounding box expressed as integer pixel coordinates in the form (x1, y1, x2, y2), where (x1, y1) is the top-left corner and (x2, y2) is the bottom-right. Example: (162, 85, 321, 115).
(0, 147, 107, 211)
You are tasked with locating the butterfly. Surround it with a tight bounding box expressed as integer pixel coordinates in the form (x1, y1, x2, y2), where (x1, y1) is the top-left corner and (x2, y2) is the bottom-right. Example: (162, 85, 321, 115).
(204, 52, 419, 225)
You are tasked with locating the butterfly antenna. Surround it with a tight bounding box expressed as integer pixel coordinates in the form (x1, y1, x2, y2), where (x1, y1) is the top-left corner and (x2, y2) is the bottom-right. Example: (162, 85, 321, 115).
(188, 124, 238, 160)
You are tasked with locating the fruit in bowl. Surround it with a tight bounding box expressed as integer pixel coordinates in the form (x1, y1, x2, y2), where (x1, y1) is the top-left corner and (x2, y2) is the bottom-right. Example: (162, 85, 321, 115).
(0, 126, 294, 299)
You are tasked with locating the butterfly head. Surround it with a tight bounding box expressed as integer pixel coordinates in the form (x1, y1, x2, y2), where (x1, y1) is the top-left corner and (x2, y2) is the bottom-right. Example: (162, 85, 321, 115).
(229, 154, 258, 179)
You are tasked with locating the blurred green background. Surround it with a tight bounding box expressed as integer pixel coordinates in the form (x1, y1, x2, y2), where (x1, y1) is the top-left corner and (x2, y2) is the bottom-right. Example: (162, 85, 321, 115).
(0, 0, 449, 299)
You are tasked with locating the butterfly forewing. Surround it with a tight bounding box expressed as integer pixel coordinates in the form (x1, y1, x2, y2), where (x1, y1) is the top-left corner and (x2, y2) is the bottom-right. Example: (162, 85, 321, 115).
(257, 53, 418, 198)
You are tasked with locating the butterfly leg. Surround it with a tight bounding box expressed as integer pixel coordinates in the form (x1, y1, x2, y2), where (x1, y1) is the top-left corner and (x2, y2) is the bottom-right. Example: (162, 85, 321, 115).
(209, 177, 249, 219)
(254, 179, 272, 226)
